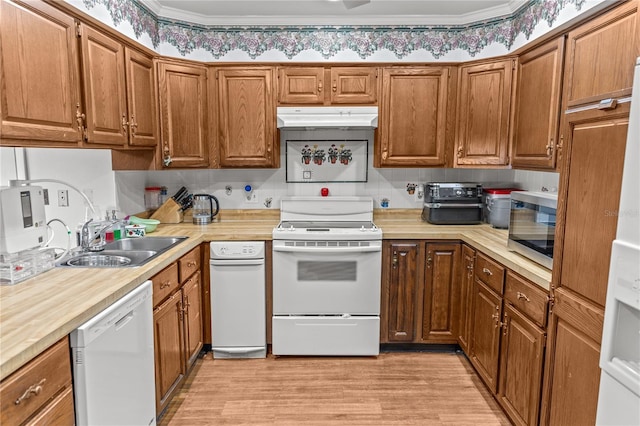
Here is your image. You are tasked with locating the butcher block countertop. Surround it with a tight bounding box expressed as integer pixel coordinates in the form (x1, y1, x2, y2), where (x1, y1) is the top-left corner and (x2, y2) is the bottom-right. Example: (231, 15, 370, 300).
(0, 209, 551, 381)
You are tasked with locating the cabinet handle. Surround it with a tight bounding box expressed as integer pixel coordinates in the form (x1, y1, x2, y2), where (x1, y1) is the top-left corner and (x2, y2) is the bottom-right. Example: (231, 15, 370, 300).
(130, 115, 137, 135)
(546, 139, 554, 158)
(163, 141, 172, 166)
(187, 261, 197, 268)
(15, 379, 46, 405)
(178, 299, 184, 320)
(426, 252, 433, 269)
(502, 313, 509, 336)
(122, 114, 128, 132)
(482, 267, 493, 276)
(492, 305, 500, 328)
(318, 81, 323, 92)
(392, 251, 398, 269)
(332, 81, 337, 92)
(516, 291, 530, 302)
(556, 135, 563, 157)
(457, 147, 464, 158)
(159, 280, 171, 289)
(75, 103, 86, 140)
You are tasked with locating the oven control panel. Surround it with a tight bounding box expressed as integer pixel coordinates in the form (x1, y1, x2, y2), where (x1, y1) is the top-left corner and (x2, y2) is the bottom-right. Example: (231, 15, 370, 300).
(210, 241, 265, 259)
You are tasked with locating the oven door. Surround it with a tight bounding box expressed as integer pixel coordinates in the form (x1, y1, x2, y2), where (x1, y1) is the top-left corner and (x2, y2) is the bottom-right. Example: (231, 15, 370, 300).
(272, 240, 382, 315)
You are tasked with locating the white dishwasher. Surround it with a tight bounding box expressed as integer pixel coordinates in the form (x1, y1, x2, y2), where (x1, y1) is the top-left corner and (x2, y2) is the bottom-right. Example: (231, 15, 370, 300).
(210, 241, 266, 358)
(70, 280, 155, 426)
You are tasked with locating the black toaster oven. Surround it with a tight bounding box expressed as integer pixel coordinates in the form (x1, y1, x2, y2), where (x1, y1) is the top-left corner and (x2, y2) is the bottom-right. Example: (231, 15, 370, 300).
(421, 183, 483, 225)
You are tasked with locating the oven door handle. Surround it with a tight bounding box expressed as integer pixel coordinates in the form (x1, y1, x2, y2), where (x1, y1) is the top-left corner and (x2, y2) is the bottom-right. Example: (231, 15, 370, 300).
(273, 245, 382, 253)
(424, 202, 483, 208)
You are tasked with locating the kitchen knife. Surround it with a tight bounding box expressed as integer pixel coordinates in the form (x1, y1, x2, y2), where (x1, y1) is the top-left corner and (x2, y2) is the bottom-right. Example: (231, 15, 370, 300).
(172, 186, 188, 202)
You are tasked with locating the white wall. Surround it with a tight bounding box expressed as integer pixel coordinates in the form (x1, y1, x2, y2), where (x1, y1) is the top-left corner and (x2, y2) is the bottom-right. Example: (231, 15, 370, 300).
(0, 147, 117, 250)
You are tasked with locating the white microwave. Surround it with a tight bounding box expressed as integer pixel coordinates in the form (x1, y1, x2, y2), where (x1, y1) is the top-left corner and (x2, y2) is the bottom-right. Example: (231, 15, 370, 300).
(507, 191, 557, 270)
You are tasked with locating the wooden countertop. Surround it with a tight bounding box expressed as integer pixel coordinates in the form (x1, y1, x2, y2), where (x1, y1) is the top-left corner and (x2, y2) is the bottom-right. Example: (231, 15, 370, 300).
(0, 209, 551, 380)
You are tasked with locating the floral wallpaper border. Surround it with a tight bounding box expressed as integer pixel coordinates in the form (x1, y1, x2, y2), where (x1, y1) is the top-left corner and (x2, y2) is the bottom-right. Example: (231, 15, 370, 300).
(82, 0, 587, 59)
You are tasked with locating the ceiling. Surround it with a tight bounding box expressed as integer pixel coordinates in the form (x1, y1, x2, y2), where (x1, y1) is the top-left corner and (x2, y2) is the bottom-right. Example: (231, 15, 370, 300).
(141, 0, 528, 26)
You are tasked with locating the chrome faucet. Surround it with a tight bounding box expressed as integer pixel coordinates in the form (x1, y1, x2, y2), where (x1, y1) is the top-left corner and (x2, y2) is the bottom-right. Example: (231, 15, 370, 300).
(80, 219, 117, 252)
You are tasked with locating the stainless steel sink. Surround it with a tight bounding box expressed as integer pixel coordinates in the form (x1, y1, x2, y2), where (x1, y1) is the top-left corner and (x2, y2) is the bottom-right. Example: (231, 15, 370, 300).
(61, 236, 187, 268)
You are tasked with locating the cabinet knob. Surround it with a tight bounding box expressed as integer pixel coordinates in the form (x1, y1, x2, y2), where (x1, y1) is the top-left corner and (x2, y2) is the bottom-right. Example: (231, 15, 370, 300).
(15, 379, 46, 405)
(318, 81, 323, 93)
(332, 81, 337, 92)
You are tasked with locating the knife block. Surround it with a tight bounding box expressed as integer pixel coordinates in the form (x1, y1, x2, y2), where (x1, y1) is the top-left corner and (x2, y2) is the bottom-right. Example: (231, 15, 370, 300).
(150, 198, 184, 223)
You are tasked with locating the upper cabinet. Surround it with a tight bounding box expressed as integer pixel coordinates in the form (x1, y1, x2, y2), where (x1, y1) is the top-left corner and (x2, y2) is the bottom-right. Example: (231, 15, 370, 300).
(124, 48, 158, 147)
(215, 67, 278, 168)
(79, 25, 128, 146)
(511, 38, 564, 170)
(278, 66, 378, 105)
(455, 59, 515, 167)
(157, 60, 208, 168)
(0, 0, 82, 145)
(376, 67, 451, 167)
(562, 1, 638, 109)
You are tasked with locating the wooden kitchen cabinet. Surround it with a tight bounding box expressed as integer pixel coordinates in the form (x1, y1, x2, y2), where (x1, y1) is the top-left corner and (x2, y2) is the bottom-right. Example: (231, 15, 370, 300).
(214, 67, 278, 168)
(153, 246, 204, 416)
(124, 48, 159, 147)
(511, 37, 564, 170)
(0, 337, 74, 426)
(456, 244, 475, 353)
(157, 60, 208, 168)
(0, 0, 82, 146)
(421, 243, 460, 343)
(455, 59, 515, 167)
(562, 1, 638, 110)
(497, 272, 548, 426)
(376, 67, 451, 167)
(469, 279, 503, 393)
(278, 66, 378, 105)
(382, 241, 423, 343)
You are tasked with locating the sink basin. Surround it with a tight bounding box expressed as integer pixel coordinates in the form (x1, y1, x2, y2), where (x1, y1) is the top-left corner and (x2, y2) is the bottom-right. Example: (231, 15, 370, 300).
(60, 236, 187, 268)
(67, 254, 132, 267)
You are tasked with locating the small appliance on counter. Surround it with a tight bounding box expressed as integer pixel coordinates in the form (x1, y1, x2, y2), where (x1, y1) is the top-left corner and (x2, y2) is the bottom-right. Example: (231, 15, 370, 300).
(483, 188, 522, 229)
(192, 194, 219, 225)
(507, 191, 557, 269)
(421, 183, 483, 225)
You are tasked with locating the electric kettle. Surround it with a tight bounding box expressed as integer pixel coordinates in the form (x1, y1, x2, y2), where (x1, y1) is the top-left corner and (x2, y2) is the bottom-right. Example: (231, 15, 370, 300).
(192, 194, 220, 224)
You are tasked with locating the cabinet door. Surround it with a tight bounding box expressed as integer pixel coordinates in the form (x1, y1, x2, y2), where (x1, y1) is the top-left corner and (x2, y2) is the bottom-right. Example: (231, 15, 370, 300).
(457, 245, 475, 353)
(217, 68, 277, 167)
(183, 271, 203, 368)
(421, 243, 460, 343)
(511, 38, 564, 170)
(125, 48, 158, 147)
(0, 0, 81, 144)
(278, 67, 324, 104)
(384, 241, 423, 342)
(377, 67, 449, 167)
(540, 288, 603, 426)
(456, 60, 514, 166)
(329, 67, 378, 104)
(555, 111, 628, 306)
(563, 1, 638, 109)
(497, 303, 545, 426)
(158, 61, 208, 168)
(469, 279, 502, 393)
(153, 292, 185, 414)
(80, 25, 128, 146)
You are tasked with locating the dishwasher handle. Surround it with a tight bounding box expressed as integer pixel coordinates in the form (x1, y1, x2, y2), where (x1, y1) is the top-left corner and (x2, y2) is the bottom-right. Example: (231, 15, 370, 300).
(273, 245, 382, 254)
(210, 258, 265, 266)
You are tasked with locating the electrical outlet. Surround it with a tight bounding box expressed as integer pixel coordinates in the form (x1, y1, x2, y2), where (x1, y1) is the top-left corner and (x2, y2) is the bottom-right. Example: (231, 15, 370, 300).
(43, 189, 49, 205)
(58, 190, 69, 207)
(245, 191, 259, 204)
(414, 184, 424, 202)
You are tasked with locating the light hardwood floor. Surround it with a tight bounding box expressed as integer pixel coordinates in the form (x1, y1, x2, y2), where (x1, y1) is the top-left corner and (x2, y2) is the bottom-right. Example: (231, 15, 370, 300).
(160, 351, 511, 425)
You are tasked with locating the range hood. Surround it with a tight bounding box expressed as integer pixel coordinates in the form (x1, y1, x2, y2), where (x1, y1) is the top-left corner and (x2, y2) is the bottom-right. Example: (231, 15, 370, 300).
(277, 106, 378, 129)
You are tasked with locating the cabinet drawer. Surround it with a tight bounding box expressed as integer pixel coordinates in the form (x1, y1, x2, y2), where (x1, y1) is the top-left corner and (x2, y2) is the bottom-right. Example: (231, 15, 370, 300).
(475, 252, 505, 294)
(0, 337, 72, 426)
(25, 386, 74, 426)
(505, 271, 548, 327)
(179, 246, 201, 283)
(152, 262, 180, 308)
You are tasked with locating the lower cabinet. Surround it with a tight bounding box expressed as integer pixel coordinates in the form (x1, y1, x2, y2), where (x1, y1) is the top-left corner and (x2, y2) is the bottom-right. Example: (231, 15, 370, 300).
(152, 245, 203, 416)
(456, 244, 475, 353)
(0, 337, 74, 426)
(382, 240, 460, 344)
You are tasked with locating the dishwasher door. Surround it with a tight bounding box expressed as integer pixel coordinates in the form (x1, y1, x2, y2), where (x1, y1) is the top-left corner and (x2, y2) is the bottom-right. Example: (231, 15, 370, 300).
(210, 257, 266, 358)
(70, 280, 155, 426)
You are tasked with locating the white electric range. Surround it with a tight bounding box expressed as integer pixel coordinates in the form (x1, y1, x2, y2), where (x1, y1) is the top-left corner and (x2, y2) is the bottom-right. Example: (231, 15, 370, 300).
(271, 197, 382, 356)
